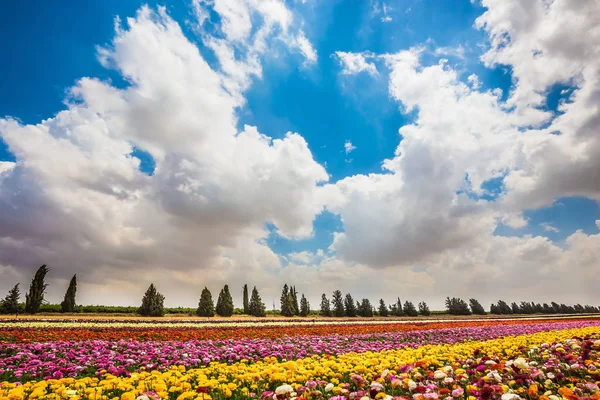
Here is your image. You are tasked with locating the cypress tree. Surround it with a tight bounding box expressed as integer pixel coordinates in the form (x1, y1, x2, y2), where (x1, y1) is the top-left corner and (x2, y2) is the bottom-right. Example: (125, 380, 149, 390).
(358, 299, 373, 317)
(319, 293, 331, 317)
(332, 290, 345, 317)
(394, 297, 404, 316)
(280, 284, 294, 317)
(418, 301, 431, 316)
(197, 287, 215, 317)
(138, 283, 165, 317)
(403, 300, 418, 317)
(299, 294, 310, 316)
(25, 265, 49, 314)
(60, 275, 77, 313)
(249, 286, 266, 317)
(216, 285, 234, 317)
(1, 284, 21, 315)
(242, 284, 249, 314)
(378, 299, 388, 316)
(344, 293, 357, 317)
(469, 298, 486, 315)
(291, 286, 300, 315)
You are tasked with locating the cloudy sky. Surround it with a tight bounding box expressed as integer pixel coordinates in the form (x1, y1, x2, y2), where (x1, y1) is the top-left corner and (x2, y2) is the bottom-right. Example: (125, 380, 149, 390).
(1, 0, 599, 310)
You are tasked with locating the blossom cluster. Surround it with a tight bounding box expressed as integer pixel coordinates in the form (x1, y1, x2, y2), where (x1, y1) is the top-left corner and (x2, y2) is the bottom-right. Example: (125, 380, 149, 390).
(1, 320, 599, 381)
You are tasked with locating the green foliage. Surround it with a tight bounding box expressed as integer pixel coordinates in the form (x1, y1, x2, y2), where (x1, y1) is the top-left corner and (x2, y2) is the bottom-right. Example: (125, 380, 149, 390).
(445, 297, 472, 315)
(299, 294, 310, 316)
(344, 293, 357, 317)
(25, 265, 49, 314)
(332, 290, 345, 317)
(280, 284, 294, 317)
(138, 284, 165, 317)
(197, 287, 215, 317)
(469, 298, 487, 315)
(418, 301, 431, 316)
(391, 297, 404, 316)
(242, 284, 249, 314)
(403, 300, 418, 317)
(215, 285, 234, 317)
(60, 275, 77, 313)
(290, 286, 300, 316)
(357, 298, 373, 317)
(378, 299, 389, 317)
(319, 293, 331, 317)
(249, 286, 266, 317)
(0, 284, 21, 315)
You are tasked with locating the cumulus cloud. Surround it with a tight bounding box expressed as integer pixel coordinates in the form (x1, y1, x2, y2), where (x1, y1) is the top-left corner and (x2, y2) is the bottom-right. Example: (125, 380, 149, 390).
(541, 223, 560, 233)
(334, 52, 378, 76)
(0, 5, 327, 304)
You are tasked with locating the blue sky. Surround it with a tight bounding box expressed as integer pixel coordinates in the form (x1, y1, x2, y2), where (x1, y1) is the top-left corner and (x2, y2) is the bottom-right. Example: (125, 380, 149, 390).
(0, 0, 599, 306)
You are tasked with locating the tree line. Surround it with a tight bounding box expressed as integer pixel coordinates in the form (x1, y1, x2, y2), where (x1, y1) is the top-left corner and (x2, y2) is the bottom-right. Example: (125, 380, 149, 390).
(2, 265, 599, 317)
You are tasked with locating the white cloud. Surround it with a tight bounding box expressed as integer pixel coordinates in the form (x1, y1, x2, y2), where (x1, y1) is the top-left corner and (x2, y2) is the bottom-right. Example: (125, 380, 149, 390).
(381, 16, 392, 23)
(433, 44, 466, 60)
(334, 51, 378, 76)
(541, 222, 560, 233)
(344, 140, 356, 154)
(0, 6, 327, 304)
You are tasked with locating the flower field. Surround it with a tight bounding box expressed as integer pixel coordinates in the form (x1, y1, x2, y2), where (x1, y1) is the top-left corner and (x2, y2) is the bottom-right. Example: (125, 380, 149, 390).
(1, 317, 600, 400)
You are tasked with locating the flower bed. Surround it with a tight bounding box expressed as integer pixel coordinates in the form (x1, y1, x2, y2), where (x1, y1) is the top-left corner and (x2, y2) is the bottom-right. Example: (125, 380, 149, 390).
(1, 326, 599, 400)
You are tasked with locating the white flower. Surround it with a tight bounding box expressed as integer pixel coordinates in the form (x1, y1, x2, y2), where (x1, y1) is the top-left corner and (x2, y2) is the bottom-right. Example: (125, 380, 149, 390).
(548, 396, 560, 400)
(443, 366, 453, 373)
(361, 397, 371, 400)
(434, 371, 447, 380)
(381, 369, 390, 379)
(487, 372, 502, 383)
(501, 394, 521, 400)
(325, 383, 335, 392)
(408, 380, 417, 390)
(485, 360, 496, 365)
(275, 385, 294, 395)
(136, 396, 150, 400)
(66, 391, 78, 397)
(513, 358, 528, 370)
(444, 377, 454, 384)
(547, 373, 555, 379)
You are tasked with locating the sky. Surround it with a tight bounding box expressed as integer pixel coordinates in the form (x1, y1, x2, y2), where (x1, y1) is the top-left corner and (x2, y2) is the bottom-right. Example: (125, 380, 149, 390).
(0, 0, 599, 310)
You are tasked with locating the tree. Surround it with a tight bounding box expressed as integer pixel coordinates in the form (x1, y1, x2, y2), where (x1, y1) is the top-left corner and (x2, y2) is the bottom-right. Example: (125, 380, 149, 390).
(393, 297, 404, 316)
(138, 284, 165, 317)
(299, 294, 310, 316)
(290, 286, 300, 316)
(403, 301, 418, 317)
(378, 299, 389, 317)
(319, 293, 332, 317)
(490, 303, 499, 314)
(25, 265, 49, 314)
(511, 302, 520, 314)
(332, 290, 345, 317)
(1, 284, 21, 315)
(358, 299, 373, 317)
(280, 284, 295, 317)
(216, 285, 234, 317)
(344, 293, 357, 317)
(445, 297, 472, 315)
(249, 286, 266, 317)
(243, 284, 249, 314)
(197, 287, 215, 317)
(418, 301, 431, 316)
(60, 275, 77, 313)
(469, 298, 486, 315)
(496, 300, 513, 314)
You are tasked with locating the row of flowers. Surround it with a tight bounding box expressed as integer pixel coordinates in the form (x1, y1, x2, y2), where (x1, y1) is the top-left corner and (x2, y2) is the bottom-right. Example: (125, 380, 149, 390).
(2, 321, 600, 382)
(1, 318, 597, 344)
(1, 316, 590, 326)
(0, 326, 599, 400)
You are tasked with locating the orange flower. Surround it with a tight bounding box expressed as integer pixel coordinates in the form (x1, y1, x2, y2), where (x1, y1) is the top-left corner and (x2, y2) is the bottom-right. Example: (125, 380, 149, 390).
(527, 384, 539, 399)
